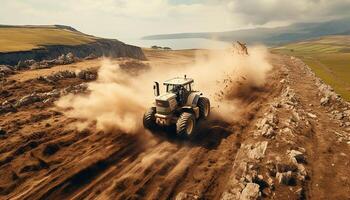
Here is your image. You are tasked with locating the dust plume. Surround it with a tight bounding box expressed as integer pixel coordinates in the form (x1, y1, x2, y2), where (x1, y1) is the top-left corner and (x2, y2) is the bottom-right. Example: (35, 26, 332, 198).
(56, 59, 148, 133)
(56, 45, 272, 133)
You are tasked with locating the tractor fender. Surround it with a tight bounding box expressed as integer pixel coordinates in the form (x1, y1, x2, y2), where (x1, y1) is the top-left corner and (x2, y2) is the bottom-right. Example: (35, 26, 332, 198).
(181, 106, 200, 119)
(186, 92, 202, 107)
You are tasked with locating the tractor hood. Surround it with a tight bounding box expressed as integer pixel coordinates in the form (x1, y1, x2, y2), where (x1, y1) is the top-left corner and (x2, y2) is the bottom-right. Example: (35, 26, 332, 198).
(155, 93, 176, 101)
(155, 92, 178, 114)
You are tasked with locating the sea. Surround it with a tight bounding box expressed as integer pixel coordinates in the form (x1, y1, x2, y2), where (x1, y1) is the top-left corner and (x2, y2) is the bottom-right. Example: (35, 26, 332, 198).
(123, 38, 231, 50)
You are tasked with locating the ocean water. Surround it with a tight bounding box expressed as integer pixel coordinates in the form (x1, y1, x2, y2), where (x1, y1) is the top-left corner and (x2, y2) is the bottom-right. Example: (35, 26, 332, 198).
(123, 38, 231, 50)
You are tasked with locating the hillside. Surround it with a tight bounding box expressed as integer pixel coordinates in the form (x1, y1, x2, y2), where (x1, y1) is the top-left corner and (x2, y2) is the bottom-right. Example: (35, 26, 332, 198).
(0, 25, 145, 65)
(142, 18, 350, 46)
(0, 25, 97, 53)
(273, 35, 350, 101)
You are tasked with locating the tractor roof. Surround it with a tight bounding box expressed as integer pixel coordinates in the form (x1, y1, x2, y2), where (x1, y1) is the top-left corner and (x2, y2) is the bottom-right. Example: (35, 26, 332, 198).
(163, 77, 194, 85)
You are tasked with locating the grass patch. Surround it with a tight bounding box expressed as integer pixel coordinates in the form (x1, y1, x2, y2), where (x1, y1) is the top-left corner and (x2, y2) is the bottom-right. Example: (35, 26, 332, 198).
(0, 27, 97, 52)
(272, 35, 350, 101)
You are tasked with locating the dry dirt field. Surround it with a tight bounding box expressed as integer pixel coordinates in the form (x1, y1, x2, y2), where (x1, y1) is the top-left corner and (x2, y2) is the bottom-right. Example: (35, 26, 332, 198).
(0, 49, 349, 200)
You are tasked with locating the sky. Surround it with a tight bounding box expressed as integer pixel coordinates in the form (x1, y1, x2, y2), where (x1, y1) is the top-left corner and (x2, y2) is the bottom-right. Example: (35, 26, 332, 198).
(1, 0, 350, 40)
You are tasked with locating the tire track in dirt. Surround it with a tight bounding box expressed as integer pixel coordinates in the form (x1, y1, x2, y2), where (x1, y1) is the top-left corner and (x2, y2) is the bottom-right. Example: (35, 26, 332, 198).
(8, 132, 141, 200)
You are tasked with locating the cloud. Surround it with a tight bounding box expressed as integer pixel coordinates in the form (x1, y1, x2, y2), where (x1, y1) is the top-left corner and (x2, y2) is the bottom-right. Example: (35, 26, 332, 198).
(0, 0, 349, 39)
(0, 0, 235, 38)
(226, 0, 350, 25)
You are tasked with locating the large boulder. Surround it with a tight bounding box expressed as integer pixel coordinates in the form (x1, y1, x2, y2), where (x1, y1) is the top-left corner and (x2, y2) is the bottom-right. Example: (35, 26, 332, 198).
(240, 183, 260, 200)
(247, 141, 268, 160)
(65, 52, 75, 63)
(287, 150, 306, 164)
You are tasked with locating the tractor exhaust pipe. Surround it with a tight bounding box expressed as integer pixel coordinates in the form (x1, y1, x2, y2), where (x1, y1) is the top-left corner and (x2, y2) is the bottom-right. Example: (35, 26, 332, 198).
(153, 82, 160, 96)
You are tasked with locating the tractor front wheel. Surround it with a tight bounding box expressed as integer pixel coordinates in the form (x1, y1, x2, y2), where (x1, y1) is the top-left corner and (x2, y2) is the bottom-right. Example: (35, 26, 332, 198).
(176, 112, 196, 138)
(143, 107, 157, 130)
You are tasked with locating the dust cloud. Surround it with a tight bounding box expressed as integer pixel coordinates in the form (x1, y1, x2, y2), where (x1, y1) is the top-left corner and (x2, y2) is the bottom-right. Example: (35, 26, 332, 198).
(56, 45, 272, 133)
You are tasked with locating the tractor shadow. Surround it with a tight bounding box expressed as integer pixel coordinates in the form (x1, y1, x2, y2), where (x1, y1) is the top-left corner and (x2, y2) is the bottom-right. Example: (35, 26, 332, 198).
(150, 118, 234, 150)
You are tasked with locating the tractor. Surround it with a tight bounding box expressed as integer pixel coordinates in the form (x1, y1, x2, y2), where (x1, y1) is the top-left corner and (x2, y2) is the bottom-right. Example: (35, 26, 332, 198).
(143, 75, 210, 137)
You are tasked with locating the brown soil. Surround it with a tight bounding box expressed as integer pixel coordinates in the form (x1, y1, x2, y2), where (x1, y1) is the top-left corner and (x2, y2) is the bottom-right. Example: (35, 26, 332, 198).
(0, 49, 349, 200)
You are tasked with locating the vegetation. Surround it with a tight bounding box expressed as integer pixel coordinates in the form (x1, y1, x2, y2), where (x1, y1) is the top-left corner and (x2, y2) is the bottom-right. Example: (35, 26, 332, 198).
(273, 35, 350, 101)
(151, 45, 172, 50)
(0, 26, 97, 52)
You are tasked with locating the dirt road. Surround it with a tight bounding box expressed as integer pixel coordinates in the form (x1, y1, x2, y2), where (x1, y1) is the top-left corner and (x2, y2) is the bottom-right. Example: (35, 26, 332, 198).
(0, 49, 349, 200)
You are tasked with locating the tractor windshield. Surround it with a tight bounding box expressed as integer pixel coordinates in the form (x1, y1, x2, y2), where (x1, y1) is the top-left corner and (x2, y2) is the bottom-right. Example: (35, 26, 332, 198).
(166, 83, 194, 93)
(166, 84, 180, 93)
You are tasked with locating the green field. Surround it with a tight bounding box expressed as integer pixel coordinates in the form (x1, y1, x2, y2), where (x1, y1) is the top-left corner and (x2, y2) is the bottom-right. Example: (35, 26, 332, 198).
(0, 26, 97, 52)
(273, 35, 350, 101)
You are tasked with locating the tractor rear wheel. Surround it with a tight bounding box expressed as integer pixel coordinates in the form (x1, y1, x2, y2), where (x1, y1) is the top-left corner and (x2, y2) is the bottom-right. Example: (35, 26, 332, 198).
(143, 107, 157, 130)
(176, 112, 196, 137)
(198, 97, 210, 119)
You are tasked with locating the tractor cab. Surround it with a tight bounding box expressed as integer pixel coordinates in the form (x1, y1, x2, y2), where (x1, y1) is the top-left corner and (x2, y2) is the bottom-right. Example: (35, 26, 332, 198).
(163, 76, 194, 105)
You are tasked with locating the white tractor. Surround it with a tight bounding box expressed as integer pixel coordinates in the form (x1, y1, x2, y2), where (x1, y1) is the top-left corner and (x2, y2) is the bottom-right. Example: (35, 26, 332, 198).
(143, 75, 210, 137)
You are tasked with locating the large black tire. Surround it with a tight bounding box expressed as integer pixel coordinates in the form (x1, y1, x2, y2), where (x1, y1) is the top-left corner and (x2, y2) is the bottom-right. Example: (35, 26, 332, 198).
(176, 112, 196, 137)
(143, 107, 156, 130)
(198, 97, 210, 119)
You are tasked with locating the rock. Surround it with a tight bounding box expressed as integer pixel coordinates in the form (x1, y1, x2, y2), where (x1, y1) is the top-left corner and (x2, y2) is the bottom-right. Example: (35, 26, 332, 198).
(291, 111, 300, 122)
(320, 96, 330, 106)
(247, 141, 268, 160)
(334, 113, 344, 120)
(0, 65, 14, 74)
(16, 59, 36, 69)
(30, 62, 51, 69)
(15, 93, 42, 108)
(77, 69, 97, 80)
(62, 83, 88, 94)
(38, 70, 76, 83)
(261, 124, 275, 138)
(282, 127, 293, 136)
(54, 53, 75, 65)
(175, 192, 188, 200)
(344, 110, 350, 117)
(287, 150, 306, 164)
(282, 87, 298, 105)
(175, 192, 198, 200)
(0, 65, 15, 78)
(221, 192, 238, 200)
(240, 183, 260, 200)
(307, 113, 317, 119)
(257, 113, 278, 138)
(0, 101, 17, 114)
(272, 102, 281, 108)
(66, 52, 74, 60)
(280, 79, 286, 84)
(56, 54, 66, 65)
(276, 171, 295, 185)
